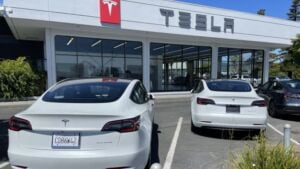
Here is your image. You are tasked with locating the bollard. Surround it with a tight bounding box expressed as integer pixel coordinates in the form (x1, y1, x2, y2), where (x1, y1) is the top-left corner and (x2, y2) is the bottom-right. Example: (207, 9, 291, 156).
(284, 124, 291, 149)
(150, 163, 162, 169)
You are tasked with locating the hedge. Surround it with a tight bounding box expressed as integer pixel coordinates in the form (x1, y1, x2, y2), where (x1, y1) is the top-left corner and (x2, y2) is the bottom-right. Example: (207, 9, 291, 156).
(0, 57, 43, 100)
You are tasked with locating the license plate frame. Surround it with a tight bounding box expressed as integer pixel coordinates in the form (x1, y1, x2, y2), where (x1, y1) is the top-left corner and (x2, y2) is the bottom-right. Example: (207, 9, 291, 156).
(226, 105, 240, 113)
(52, 132, 80, 149)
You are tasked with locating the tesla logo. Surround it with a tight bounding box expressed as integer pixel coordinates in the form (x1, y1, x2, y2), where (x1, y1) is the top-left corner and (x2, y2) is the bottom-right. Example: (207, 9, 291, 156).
(100, 0, 121, 24)
(62, 119, 69, 127)
(103, 0, 118, 16)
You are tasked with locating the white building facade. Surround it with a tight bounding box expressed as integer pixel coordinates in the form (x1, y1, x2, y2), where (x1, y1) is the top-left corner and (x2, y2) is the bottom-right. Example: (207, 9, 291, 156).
(1, 0, 300, 92)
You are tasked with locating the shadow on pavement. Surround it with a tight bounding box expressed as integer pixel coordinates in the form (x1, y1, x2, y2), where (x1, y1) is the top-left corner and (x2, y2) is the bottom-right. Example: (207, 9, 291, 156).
(192, 127, 261, 141)
(275, 114, 300, 122)
(150, 123, 160, 164)
(0, 120, 8, 161)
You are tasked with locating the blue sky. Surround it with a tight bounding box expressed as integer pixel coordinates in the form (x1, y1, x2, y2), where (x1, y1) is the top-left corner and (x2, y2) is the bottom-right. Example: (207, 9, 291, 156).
(0, 0, 292, 19)
(179, 0, 292, 19)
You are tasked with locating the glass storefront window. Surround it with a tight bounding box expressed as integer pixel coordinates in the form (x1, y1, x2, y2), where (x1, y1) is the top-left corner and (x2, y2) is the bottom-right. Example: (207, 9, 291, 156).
(218, 48, 229, 79)
(218, 47, 264, 87)
(229, 49, 241, 79)
(55, 36, 78, 81)
(55, 35, 143, 82)
(150, 43, 212, 92)
(253, 51, 264, 87)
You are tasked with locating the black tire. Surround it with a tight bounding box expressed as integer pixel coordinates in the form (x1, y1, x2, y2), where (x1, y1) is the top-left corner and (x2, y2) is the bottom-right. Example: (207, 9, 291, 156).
(191, 119, 198, 133)
(145, 148, 152, 169)
(268, 101, 278, 117)
(145, 124, 153, 169)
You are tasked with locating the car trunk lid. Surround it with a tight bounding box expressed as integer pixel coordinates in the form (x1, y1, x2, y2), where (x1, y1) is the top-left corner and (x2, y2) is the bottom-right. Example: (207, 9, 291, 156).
(16, 102, 129, 150)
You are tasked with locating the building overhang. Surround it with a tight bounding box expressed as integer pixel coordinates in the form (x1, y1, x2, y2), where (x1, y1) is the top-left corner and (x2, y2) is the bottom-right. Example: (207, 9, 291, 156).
(2, 0, 300, 48)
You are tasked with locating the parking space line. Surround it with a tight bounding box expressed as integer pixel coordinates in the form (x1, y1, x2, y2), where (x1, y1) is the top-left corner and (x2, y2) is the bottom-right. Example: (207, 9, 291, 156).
(163, 117, 183, 169)
(267, 123, 300, 146)
(0, 162, 9, 168)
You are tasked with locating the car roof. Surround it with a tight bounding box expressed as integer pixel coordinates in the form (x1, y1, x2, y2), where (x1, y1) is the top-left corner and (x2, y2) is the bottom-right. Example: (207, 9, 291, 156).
(57, 78, 134, 86)
(277, 79, 300, 83)
(204, 79, 250, 83)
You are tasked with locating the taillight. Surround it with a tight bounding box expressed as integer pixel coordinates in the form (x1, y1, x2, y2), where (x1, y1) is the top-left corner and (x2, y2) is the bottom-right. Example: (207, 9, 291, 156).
(197, 98, 215, 105)
(9, 116, 32, 131)
(102, 116, 140, 133)
(252, 100, 267, 107)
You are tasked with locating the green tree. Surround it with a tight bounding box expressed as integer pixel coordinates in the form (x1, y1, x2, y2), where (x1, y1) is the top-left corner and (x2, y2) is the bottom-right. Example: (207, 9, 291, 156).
(257, 9, 266, 16)
(279, 34, 300, 78)
(0, 57, 41, 99)
(288, 0, 300, 21)
(287, 34, 300, 65)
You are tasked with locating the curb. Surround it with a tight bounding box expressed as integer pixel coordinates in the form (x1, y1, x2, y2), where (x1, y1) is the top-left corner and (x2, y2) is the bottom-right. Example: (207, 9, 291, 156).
(151, 92, 191, 100)
(0, 100, 35, 107)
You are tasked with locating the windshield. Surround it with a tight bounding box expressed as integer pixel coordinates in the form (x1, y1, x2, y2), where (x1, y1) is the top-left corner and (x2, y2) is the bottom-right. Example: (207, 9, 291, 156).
(282, 80, 300, 90)
(206, 81, 252, 92)
(43, 82, 129, 103)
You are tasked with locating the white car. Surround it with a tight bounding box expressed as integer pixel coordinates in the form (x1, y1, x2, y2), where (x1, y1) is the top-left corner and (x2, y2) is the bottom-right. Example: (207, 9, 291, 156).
(191, 80, 267, 131)
(8, 78, 154, 169)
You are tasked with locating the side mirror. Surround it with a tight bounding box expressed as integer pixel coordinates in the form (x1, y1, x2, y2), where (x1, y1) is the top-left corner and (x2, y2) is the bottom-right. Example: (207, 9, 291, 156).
(256, 84, 262, 93)
(149, 94, 155, 100)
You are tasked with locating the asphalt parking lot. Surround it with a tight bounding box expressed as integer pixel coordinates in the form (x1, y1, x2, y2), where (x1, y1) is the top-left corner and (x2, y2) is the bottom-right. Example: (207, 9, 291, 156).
(0, 98, 300, 169)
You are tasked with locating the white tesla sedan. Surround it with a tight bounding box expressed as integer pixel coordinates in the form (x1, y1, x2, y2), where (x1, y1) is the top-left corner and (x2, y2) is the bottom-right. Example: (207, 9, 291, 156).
(191, 80, 267, 131)
(8, 78, 154, 169)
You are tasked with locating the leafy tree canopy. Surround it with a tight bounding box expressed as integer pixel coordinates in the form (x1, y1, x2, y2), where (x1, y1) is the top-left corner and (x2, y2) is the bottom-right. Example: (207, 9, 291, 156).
(287, 0, 300, 21)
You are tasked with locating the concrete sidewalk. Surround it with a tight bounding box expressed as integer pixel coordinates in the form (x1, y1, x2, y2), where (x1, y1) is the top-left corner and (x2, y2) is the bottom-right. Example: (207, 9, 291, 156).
(0, 101, 35, 107)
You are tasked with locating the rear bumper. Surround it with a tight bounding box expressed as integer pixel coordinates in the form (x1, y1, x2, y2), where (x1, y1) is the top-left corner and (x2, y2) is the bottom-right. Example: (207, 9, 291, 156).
(192, 112, 267, 130)
(8, 146, 148, 169)
(8, 130, 150, 169)
(278, 105, 300, 114)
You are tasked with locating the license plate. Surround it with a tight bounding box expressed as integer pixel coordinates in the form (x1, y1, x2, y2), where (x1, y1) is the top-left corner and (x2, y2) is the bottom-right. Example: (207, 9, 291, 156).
(226, 105, 240, 113)
(52, 133, 80, 149)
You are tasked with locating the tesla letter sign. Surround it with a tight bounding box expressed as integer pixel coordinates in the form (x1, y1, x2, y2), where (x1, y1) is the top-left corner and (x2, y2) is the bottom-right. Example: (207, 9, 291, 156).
(100, 0, 121, 24)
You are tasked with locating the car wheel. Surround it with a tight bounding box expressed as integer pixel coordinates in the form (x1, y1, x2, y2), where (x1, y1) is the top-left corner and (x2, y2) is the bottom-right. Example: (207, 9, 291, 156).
(145, 147, 152, 169)
(268, 101, 278, 117)
(191, 119, 198, 133)
(145, 124, 153, 169)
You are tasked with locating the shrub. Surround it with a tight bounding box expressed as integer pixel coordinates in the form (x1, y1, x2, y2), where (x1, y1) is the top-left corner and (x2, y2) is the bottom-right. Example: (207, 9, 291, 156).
(0, 57, 41, 100)
(230, 136, 300, 169)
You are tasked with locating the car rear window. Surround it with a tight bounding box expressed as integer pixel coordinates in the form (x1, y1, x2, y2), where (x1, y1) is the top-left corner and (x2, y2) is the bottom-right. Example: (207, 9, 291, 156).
(282, 81, 300, 90)
(206, 81, 252, 92)
(43, 82, 129, 103)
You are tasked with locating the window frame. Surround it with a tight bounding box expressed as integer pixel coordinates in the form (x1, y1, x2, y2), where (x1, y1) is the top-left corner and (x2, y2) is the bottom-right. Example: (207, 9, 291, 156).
(192, 80, 204, 93)
(130, 82, 149, 104)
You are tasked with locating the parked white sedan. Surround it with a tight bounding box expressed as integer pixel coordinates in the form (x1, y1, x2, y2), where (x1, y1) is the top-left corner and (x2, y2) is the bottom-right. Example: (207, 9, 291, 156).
(191, 80, 267, 131)
(8, 78, 154, 169)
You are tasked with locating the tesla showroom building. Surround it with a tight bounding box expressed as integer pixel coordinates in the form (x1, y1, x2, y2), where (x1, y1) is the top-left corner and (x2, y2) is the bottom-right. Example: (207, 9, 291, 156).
(1, 0, 300, 92)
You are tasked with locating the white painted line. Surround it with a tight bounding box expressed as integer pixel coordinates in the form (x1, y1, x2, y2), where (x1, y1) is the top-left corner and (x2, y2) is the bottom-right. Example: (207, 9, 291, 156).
(163, 117, 183, 169)
(267, 123, 300, 146)
(0, 162, 9, 168)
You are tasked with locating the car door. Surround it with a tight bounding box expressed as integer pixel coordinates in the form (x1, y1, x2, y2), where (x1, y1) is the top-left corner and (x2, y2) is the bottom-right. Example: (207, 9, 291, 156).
(257, 82, 272, 101)
(191, 81, 199, 101)
(191, 80, 204, 110)
(140, 83, 154, 121)
(268, 81, 285, 105)
(131, 82, 154, 122)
